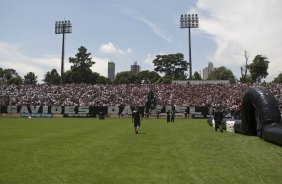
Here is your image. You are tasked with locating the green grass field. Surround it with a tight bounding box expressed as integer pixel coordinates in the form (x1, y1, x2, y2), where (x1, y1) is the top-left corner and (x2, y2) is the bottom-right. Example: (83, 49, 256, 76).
(0, 118, 282, 184)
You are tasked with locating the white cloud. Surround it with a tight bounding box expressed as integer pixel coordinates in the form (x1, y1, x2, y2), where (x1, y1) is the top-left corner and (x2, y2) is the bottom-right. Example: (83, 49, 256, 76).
(195, 0, 282, 81)
(135, 16, 172, 42)
(91, 57, 108, 77)
(0, 42, 109, 83)
(0, 42, 61, 83)
(126, 48, 132, 53)
(99, 42, 132, 55)
(113, 4, 172, 42)
(142, 54, 155, 71)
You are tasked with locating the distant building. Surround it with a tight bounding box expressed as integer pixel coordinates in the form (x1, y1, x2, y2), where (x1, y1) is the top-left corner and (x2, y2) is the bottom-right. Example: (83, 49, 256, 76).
(108, 61, 115, 81)
(202, 62, 215, 80)
(131, 61, 141, 73)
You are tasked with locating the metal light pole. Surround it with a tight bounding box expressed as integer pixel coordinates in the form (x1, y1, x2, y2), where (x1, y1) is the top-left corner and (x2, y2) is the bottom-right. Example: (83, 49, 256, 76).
(55, 20, 72, 85)
(180, 14, 199, 79)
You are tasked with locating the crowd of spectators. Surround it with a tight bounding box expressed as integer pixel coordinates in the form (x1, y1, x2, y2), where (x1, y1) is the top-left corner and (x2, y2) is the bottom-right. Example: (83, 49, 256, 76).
(1, 83, 282, 111)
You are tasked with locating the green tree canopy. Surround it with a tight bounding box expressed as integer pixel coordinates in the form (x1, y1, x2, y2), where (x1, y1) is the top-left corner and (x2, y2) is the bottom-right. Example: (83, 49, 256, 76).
(96, 74, 112, 84)
(273, 73, 282, 83)
(136, 70, 161, 84)
(153, 53, 188, 81)
(248, 55, 269, 83)
(8, 76, 23, 85)
(0, 67, 5, 84)
(0, 68, 22, 84)
(156, 76, 173, 84)
(192, 71, 202, 80)
(90, 72, 111, 84)
(207, 66, 236, 83)
(24, 72, 37, 85)
(68, 46, 95, 83)
(43, 69, 60, 85)
(114, 71, 138, 84)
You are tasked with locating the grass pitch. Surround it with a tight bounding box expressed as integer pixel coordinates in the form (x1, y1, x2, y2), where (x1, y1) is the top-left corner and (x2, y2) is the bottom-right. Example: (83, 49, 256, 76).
(0, 118, 282, 184)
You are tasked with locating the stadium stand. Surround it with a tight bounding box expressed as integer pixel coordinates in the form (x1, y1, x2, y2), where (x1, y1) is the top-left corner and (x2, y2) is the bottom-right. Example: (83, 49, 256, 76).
(1, 83, 282, 115)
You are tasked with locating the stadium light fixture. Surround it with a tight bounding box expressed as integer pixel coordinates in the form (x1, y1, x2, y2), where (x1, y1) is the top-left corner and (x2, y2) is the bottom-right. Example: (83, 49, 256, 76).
(180, 14, 199, 79)
(55, 20, 72, 85)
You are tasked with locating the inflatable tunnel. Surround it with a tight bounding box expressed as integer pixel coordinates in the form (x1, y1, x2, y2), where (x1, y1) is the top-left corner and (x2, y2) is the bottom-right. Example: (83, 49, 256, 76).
(235, 86, 282, 145)
(236, 86, 281, 135)
(263, 123, 282, 145)
(207, 86, 282, 145)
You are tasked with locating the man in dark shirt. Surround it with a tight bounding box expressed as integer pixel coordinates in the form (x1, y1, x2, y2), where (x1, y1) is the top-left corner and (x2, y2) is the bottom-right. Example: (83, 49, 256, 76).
(132, 108, 142, 134)
(166, 111, 171, 123)
(214, 107, 224, 132)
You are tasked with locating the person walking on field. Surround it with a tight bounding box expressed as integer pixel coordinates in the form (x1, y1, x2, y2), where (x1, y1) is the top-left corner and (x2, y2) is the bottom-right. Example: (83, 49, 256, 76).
(213, 106, 224, 132)
(132, 107, 142, 134)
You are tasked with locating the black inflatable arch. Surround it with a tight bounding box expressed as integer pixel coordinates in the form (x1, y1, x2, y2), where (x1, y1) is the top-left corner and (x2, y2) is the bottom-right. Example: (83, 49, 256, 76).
(235, 86, 281, 136)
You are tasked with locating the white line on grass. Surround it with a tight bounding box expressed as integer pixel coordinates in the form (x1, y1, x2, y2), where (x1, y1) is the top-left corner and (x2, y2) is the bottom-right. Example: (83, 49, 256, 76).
(241, 151, 264, 184)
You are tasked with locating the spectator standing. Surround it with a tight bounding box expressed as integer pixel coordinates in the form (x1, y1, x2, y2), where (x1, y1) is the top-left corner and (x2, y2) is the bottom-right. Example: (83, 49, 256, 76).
(166, 111, 171, 123)
(170, 109, 175, 123)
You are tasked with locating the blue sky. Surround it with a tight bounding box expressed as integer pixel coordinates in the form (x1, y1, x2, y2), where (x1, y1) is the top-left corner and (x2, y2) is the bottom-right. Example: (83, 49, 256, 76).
(1, 0, 282, 82)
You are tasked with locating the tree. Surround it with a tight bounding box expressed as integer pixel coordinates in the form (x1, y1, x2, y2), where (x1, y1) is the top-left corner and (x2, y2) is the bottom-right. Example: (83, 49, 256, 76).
(8, 76, 23, 85)
(153, 53, 188, 81)
(136, 70, 161, 84)
(90, 72, 111, 84)
(114, 71, 138, 84)
(0, 67, 5, 84)
(156, 77, 172, 84)
(24, 72, 37, 85)
(192, 71, 202, 80)
(43, 69, 60, 85)
(240, 50, 250, 83)
(207, 66, 236, 83)
(68, 46, 95, 83)
(273, 73, 282, 83)
(0, 67, 3, 83)
(0, 68, 22, 84)
(65, 70, 80, 84)
(248, 55, 269, 83)
(96, 75, 112, 84)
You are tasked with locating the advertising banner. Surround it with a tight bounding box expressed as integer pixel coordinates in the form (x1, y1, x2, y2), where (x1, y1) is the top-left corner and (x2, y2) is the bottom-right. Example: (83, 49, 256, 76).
(1, 105, 209, 118)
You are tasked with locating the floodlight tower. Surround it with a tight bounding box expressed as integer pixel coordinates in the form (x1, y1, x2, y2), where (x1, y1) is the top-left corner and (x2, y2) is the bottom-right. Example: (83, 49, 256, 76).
(180, 14, 199, 79)
(55, 20, 72, 85)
